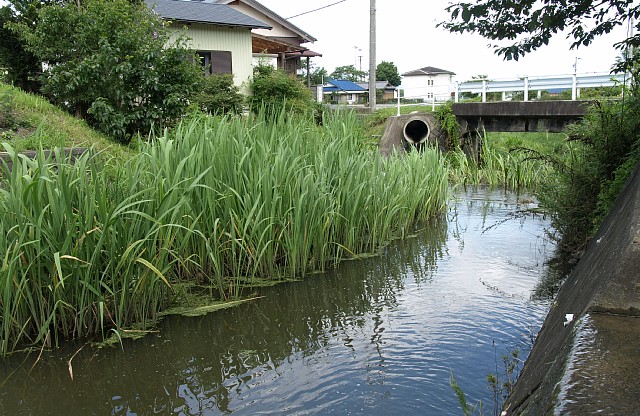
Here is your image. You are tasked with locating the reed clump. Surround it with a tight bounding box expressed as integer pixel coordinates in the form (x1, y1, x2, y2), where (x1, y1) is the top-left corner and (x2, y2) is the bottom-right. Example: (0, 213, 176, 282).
(446, 140, 559, 190)
(0, 110, 449, 354)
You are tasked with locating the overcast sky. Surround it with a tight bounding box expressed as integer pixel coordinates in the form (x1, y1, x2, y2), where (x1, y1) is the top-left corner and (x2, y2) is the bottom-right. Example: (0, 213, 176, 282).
(261, 0, 628, 82)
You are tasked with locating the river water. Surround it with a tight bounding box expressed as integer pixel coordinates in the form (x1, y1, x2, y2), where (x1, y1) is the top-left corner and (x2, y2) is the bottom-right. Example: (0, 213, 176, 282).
(0, 187, 555, 415)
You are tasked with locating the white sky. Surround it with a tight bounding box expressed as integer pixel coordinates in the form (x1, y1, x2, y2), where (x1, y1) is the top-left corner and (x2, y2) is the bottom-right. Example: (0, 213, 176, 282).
(261, 0, 628, 82)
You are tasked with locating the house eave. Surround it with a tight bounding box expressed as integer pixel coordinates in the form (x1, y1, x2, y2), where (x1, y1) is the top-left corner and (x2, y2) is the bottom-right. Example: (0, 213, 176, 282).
(217, 0, 317, 43)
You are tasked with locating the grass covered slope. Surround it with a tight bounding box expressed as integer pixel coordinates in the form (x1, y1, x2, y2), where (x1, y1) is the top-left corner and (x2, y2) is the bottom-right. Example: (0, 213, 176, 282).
(0, 109, 449, 355)
(0, 82, 133, 158)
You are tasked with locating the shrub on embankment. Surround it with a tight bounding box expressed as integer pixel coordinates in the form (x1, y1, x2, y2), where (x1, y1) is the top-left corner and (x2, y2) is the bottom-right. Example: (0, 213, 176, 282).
(537, 94, 640, 256)
(0, 110, 449, 355)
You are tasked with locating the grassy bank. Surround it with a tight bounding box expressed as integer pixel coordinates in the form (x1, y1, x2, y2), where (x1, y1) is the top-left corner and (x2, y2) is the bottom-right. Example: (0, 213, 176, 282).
(0, 110, 449, 355)
(0, 83, 133, 160)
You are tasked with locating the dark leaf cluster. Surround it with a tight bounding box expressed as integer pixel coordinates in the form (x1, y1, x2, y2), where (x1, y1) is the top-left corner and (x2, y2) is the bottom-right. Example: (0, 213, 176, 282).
(440, 0, 640, 68)
(249, 63, 317, 120)
(330, 64, 367, 82)
(376, 60, 401, 86)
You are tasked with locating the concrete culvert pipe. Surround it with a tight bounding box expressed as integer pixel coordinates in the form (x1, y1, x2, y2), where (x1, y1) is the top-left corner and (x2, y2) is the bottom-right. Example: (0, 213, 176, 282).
(403, 119, 430, 145)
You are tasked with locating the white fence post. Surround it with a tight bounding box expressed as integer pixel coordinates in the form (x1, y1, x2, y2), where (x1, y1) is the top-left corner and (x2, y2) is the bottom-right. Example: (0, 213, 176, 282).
(456, 72, 624, 103)
(482, 80, 487, 102)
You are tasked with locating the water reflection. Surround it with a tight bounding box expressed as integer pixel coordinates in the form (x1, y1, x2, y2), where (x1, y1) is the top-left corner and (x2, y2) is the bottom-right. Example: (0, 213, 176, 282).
(0, 187, 553, 415)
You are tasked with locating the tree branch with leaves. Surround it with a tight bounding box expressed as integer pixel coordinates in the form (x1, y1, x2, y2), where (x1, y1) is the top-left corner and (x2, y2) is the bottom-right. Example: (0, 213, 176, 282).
(439, 0, 640, 73)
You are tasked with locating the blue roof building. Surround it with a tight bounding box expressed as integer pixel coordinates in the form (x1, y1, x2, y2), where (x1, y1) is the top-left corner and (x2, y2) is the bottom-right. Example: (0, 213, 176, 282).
(323, 79, 367, 104)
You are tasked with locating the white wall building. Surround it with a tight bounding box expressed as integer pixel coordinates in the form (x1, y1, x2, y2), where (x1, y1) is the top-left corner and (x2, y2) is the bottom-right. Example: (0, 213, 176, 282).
(400, 66, 456, 102)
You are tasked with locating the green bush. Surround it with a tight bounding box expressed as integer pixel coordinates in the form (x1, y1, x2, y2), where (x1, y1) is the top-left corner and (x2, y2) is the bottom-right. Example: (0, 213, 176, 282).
(249, 64, 316, 119)
(190, 74, 243, 115)
(0, 86, 17, 129)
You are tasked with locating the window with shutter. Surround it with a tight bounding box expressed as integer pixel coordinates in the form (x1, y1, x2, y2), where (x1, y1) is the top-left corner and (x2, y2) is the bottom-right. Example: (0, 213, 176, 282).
(196, 50, 233, 75)
(210, 51, 232, 74)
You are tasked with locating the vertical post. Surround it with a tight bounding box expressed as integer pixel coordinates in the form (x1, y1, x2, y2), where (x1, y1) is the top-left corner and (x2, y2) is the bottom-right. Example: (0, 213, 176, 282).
(502, 91, 506, 101)
(524, 76, 529, 101)
(432, 92, 436, 111)
(454, 82, 459, 102)
(306, 57, 311, 87)
(369, 0, 377, 112)
(572, 56, 581, 100)
(481, 79, 487, 102)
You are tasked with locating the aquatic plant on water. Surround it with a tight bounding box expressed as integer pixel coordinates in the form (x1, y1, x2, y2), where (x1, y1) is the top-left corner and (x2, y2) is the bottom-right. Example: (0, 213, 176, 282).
(0, 110, 449, 354)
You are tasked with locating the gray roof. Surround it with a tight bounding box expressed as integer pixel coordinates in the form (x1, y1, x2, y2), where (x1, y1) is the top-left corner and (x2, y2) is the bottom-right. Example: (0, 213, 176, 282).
(356, 81, 395, 90)
(147, 0, 271, 29)
(402, 66, 456, 77)
(215, 0, 317, 42)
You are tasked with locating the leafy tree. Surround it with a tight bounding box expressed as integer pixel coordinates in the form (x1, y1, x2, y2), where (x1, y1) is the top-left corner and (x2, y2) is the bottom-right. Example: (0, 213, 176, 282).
(310, 66, 328, 85)
(0, 0, 49, 92)
(12, 0, 200, 142)
(376, 60, 401, 86)
(439, 0, 640, 72)
(298, 61, 328, 85)
(330, 64, 367, 82)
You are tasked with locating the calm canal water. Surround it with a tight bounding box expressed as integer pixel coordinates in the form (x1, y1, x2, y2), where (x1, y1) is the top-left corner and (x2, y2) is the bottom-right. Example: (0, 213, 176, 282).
(0, 187, 555, 415)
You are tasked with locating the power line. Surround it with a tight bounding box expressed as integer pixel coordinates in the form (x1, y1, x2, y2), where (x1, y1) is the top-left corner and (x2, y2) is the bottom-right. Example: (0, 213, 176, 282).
(287, 0, 347, 19)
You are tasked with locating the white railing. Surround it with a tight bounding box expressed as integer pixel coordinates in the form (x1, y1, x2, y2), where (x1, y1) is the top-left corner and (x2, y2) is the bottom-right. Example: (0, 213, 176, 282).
(393, 87, 452, 115)
(455, 73, 627, 102)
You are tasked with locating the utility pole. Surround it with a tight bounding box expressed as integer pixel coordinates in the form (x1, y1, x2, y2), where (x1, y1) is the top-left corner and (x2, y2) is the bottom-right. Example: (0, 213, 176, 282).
(369, 0, 376, 112)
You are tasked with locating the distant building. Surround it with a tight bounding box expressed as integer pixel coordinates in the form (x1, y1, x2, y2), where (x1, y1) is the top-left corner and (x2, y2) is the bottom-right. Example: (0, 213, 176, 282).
(322, 79, 367, 104)
(401, 66, 456, 102)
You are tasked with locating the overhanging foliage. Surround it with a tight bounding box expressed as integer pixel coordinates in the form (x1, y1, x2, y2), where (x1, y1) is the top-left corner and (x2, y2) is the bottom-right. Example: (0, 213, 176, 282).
(439, 0, 640, 72)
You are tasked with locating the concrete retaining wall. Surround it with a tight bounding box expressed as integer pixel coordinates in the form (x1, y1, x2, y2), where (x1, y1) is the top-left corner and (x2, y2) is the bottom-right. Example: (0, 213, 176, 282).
(504, 161, 640, 414)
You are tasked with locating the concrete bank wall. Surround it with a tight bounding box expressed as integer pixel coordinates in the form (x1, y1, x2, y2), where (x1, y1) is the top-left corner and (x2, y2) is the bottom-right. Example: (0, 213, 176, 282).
(504, 161, 640, 415)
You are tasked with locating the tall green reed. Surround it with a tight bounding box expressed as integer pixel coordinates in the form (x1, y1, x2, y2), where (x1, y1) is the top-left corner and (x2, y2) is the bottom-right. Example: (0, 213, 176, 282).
(0, 109, 449, 354)
(446, 139, 554, 190)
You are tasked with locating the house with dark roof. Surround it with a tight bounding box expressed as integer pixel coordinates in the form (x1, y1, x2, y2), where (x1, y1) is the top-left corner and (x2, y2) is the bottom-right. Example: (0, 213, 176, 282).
(356, 81, 397, 102)
(147, 0, 271, 91)
(323, 79, 367, 104)
(400, 66, 456, 102)
(214, 0, 322, 85)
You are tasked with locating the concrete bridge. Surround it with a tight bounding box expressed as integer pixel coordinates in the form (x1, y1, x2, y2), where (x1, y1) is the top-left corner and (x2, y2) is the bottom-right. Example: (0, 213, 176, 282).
(452, 100, 591, 133)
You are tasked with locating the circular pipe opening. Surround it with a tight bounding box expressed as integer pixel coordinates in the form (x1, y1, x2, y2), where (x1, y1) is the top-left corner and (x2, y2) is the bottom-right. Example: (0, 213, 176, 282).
(403, 119, 430, 145)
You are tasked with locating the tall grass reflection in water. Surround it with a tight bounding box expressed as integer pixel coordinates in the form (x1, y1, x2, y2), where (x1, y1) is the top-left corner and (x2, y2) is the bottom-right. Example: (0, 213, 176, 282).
(0, 188, 553, 415)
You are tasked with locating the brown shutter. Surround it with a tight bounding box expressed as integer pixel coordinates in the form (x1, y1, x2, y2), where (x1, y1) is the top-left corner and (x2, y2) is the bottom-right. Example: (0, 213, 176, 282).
(210, 51, 232, 74)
